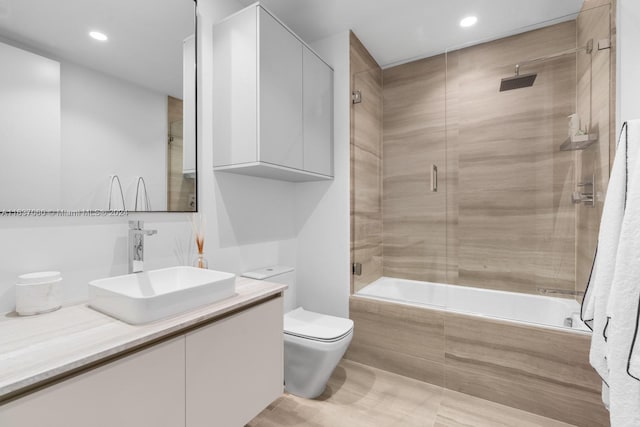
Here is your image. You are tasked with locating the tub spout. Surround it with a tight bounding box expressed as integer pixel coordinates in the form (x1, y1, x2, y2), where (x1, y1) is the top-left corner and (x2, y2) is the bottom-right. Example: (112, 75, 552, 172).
(537, 288, 585, 297)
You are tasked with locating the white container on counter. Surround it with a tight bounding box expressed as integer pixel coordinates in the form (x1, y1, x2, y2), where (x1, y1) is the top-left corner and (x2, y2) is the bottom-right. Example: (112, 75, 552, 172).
(15, 271, 62, 316)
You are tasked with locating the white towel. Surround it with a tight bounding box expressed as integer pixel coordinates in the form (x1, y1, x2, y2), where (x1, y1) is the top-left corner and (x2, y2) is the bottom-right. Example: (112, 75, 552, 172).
(626, 125, 640, 384)
(630, 307, 640, 381)
(581, 121, 636, 385)
(582, 120, 640, 426)
(606, 121, 640, 426)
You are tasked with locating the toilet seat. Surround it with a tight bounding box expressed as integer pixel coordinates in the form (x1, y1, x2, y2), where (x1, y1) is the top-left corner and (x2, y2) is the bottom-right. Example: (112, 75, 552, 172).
(284, 307, 354, 343)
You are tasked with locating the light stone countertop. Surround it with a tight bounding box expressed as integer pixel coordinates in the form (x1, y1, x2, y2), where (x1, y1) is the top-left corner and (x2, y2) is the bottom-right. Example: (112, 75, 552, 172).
(0, 276, 286, 402)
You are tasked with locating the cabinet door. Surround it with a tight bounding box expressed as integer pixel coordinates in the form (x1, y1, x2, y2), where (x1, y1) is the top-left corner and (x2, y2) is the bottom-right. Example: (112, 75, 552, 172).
(259, 8, 303, 170)
(212, 6, 258, 167)
(0, 337, 186, 427)
(183, 35, 196, 175)
(303, 47, 333, 176)
(186, 297, 283, 427)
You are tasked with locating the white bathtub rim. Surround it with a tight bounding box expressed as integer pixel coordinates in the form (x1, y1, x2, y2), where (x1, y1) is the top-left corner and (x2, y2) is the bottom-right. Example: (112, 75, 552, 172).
(353, 280, 591, 336)
(361, 276, 582, 305)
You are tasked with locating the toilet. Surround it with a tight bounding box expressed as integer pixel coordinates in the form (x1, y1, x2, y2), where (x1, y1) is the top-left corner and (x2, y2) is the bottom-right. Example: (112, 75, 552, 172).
(242, 266, 354, 399)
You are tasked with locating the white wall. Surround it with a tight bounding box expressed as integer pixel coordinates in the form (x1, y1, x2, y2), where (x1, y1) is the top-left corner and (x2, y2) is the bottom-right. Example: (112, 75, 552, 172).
(60, 62, 168, 211)
(294, 32, 351, 318)
(617, 0, 640, 127)
(0, 0, 298, 314)
(0, 215, 191, 314)
(0, 40, 169, 211)
(0, 41, 61, 210)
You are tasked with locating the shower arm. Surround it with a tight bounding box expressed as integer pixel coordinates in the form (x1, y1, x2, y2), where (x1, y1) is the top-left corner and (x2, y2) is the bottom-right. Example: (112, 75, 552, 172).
(513, 39, 593, 76)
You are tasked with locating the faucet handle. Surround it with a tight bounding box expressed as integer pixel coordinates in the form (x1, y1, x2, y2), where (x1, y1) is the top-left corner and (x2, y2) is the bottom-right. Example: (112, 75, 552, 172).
(129, 220, 144, 230)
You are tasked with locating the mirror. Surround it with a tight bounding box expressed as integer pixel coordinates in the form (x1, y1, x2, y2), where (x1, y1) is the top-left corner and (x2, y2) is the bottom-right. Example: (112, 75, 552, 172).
(0, 0, 196, 213)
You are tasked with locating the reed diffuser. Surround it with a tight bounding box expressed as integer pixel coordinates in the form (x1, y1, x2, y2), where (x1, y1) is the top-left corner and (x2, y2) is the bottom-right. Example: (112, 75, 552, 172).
(191, 213, 208, 269)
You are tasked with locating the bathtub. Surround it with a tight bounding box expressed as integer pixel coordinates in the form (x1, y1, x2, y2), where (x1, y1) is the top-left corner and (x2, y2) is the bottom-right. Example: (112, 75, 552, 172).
(356, 276, 589, 332)
(346, 276, 607, 426)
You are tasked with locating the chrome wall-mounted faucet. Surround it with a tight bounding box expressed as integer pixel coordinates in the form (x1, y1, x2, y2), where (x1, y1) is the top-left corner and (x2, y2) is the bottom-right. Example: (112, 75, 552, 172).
(128, 220, 158, 273)
(572, 174, 595, 207)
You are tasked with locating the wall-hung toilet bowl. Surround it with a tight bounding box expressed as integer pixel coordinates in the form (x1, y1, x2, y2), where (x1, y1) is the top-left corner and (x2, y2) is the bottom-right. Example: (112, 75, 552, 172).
(241, 266, 354, 399)
(283, 307, 353, 399)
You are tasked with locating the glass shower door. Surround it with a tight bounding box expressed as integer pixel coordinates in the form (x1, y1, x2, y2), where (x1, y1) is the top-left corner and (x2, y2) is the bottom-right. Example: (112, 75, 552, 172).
(380, 56, 449, 285)
(351, 68, 383, 294)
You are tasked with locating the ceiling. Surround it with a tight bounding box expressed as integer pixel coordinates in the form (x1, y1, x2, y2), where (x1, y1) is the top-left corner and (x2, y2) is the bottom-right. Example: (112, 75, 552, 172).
(0, 0, 193, 97)
(240, 0, 584, 68)
(0, 0, 584, 93)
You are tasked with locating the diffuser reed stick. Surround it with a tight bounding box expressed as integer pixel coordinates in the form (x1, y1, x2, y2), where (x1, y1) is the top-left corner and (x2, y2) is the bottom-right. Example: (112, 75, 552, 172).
(190, 213, 208, 269)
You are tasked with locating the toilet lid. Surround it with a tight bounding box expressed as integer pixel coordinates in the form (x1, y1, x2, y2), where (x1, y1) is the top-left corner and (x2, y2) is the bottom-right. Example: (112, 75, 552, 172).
(284, 308, 354, 342)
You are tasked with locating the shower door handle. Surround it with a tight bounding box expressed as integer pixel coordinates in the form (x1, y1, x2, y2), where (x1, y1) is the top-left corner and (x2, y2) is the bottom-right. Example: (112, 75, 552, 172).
(431, 165, 438, 192)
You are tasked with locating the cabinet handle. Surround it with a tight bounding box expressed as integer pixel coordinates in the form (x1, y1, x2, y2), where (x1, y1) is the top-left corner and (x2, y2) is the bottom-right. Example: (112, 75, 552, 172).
(431, 165, 438, 192)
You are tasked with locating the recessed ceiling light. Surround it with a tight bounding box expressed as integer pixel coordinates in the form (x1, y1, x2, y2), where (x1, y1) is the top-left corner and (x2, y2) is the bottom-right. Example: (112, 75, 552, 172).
(460, 16, 478, 28)
(89, 31, 108, 41)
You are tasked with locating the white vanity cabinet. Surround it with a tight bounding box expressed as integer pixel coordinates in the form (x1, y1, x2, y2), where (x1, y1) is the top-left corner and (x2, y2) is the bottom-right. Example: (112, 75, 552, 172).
(0, 297, 284, 427)
(0, 337, 186, 427)
(212, 4, 333, 181)
(185, 297, 283, 427)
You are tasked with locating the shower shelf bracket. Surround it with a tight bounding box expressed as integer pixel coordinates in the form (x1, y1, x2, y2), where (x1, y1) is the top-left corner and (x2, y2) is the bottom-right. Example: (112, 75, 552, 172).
(559, 132, 598, 151)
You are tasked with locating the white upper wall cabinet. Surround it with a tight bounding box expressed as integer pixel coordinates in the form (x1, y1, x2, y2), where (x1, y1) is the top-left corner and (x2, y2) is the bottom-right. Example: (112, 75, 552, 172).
(183, 35, 196, 178)
(212, 4, 333, 182)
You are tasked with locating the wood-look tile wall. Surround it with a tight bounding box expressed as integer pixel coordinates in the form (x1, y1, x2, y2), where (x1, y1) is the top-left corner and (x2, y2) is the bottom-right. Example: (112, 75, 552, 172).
(346, 296, 610, 426)
(346, 296, 445, 386)
(575, 2, 613, 297)
(443, 312, 608, 427)
(382, 22, 579, 295)
(350, 32, 383, 293)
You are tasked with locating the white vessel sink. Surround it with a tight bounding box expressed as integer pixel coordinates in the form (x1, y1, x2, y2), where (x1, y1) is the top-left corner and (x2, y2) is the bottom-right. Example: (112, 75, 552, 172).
(88, 266, 236, 324)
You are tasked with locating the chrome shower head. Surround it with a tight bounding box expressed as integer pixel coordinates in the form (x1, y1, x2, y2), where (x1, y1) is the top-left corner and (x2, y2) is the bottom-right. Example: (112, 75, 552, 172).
(500, 39, 594, 92)
(499, 72, 537, 91)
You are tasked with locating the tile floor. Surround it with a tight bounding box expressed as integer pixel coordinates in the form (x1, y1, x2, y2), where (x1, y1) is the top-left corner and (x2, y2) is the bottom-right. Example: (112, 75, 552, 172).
(248, 359, 576, 427)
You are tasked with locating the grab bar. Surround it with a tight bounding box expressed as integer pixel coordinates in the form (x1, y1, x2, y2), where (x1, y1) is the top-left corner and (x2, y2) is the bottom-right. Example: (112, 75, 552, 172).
(537, 288, 585, 296)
